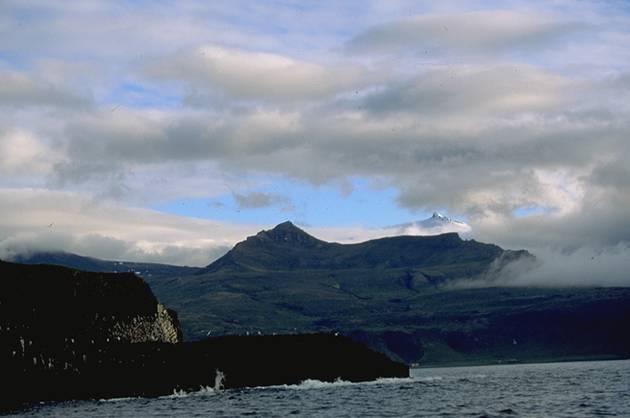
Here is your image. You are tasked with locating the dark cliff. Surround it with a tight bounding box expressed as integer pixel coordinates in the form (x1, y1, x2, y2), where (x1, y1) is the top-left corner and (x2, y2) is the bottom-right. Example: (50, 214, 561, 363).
(0, 260, 182, 346)
(0, 260, 408, 411)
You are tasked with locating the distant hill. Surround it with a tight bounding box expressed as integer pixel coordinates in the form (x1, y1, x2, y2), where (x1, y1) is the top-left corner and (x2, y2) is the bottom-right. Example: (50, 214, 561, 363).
(9, 222, 630, 366)
(12, 251, 199, 278)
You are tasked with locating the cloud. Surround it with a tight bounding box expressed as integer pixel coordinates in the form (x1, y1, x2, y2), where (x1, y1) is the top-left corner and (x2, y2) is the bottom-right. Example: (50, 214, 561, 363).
(1, 0, 630, 279)
(0, 188, 259, 266)
(29, 65, 625, 242)
(515, 245, 630, 287)
(362, 65, 571, 116)
(144, 44, 369, 102)
(0, 129, 50, 175)
(0, 70, 89, 108)
(466, 244, 630, 288)
(346, 11, 586, 56)
(233, 191, 292, 210)
(1, 186, 629, 284)
(0, 188, 480, 266)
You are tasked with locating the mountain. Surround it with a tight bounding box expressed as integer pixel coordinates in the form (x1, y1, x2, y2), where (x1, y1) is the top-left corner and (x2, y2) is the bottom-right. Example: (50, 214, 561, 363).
(12, 251, 199, 278)
(418, 212, 469, 229)
(204, 221, 514, 274)
(388, 212, 471, 235)
(8, 222, 630, 366)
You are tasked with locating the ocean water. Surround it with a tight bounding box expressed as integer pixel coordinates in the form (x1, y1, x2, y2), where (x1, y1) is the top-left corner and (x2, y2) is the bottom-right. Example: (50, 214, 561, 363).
(12, 360, 630, 417)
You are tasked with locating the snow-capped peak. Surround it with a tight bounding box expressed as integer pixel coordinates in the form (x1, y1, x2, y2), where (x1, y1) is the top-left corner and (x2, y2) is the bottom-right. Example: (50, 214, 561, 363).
(431, 212, 449, 220)
(385, 212, 471, 237)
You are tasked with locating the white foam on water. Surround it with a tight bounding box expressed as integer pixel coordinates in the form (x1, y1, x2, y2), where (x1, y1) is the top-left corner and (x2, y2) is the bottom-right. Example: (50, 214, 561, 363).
(98, 375, 424, 402)
(98, 396, 140, 403)
(257, 376, 418, 391)
(214, 369, 225, 391)
(370, 377, 418, 385)
(285, 378, 354, 390)
(163, 388, 188, 399)
(414, 376, 443, 382)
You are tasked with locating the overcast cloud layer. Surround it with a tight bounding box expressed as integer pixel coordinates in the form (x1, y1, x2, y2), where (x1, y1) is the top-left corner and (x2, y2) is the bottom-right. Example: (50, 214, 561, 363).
(1, 1, 629, 285)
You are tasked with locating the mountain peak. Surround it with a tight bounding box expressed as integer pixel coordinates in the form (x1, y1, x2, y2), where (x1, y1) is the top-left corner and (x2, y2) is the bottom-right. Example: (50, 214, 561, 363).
(386, 212, 470, 236)
(431, 212, 449, 220)
(272, 220, 299, 231)
(253, 221, 320, 246)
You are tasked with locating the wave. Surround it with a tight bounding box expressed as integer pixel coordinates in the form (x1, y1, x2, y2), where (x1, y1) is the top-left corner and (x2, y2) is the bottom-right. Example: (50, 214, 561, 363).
(258, 376, 419, 391)
(98, 373, 489, 403)
(159, 386, 217, 399)
(158, 369, 225, 399)
(98, 396, 140, 403)
(100, 375, 434, 402)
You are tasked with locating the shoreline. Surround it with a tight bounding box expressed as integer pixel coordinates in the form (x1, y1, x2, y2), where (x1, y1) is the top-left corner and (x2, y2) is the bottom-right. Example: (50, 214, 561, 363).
(414, 354, 630, 369)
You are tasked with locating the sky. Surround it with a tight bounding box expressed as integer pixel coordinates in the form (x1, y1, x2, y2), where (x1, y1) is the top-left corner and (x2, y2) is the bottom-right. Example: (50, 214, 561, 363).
(1, 1, 630, 278)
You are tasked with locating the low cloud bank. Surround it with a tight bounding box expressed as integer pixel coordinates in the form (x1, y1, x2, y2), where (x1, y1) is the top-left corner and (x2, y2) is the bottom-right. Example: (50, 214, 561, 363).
(0, 188, 256, 266)
(512, 245, 630, 287)
(0, 230, 231, 267)
(460, 244, 630, 288)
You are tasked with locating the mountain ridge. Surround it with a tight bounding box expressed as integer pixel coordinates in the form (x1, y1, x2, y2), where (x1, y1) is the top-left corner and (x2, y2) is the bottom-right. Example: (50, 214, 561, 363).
(203, 221, 528, 274)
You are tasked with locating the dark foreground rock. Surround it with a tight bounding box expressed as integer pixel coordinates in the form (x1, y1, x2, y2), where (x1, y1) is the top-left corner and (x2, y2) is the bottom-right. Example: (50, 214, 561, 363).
(3, 333, 408, 411)
(0, 261, 408, 411)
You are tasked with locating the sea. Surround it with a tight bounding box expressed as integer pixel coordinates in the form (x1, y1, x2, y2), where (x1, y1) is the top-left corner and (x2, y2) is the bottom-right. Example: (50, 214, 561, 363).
(10, 359, 630, 417)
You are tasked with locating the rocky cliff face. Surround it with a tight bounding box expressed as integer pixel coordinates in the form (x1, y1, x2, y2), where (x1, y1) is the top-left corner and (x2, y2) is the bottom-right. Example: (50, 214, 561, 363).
(0, 260, 182, 397)
(109, 303, 181, 344)
(0, 260, 182, 347)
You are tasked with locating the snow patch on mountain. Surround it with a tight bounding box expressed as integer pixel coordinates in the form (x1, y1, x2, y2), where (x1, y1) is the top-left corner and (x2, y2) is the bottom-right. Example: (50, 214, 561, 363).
(386, 212, 471, 236)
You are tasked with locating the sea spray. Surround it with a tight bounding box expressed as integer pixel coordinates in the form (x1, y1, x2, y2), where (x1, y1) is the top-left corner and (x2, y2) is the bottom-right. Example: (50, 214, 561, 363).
(214, 369, 226, 391)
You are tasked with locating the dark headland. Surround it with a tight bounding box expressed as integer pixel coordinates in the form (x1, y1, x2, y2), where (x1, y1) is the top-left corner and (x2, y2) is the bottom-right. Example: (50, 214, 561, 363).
(0, 260, 408, 412)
